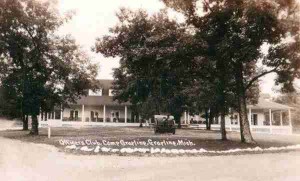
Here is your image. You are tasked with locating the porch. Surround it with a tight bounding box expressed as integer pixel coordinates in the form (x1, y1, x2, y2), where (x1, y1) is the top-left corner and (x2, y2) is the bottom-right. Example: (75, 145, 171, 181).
(188, 99, 293, 135)
(39, 104, 141, 127)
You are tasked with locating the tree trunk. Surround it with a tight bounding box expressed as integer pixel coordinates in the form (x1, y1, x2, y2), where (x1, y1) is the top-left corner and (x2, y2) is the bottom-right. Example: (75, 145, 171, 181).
(30, 115, 39, 135)
(217, 58, 227, 140)
(139, 119, 143, 127)
(220, 110, 227, 140)
(178, 121, 181, 128)
(205, 108, 210, 130)
(177, 114, 182, 129)
(175, 114, 181, 129)
(235, 62, 255, 143)
(137, 113, 143, 127)
(219, 94, 227, 140)
(237, 92, 255, 143)
(22, 115, 29, 131)
(208, 109, 213, 130)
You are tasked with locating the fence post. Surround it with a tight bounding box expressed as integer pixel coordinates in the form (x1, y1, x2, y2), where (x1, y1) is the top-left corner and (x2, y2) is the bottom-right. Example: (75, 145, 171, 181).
(48, 126, 51, 138)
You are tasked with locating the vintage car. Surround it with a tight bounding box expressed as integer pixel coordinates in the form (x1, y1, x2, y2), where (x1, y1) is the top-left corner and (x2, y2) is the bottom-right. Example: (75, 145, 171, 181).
(154, 115, 176, 134)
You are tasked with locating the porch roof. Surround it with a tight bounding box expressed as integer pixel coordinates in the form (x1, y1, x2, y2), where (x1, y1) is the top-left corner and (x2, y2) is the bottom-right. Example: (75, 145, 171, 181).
(248, 98, 292, 111)
(74, 95, 131, 106)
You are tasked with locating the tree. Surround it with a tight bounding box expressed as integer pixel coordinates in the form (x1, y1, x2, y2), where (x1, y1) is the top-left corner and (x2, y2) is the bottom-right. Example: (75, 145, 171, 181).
(96, 9, 190, 127)
(162, 0, 300, 143)
(0, 0, 98, 134)
(0, 82, 23, 120)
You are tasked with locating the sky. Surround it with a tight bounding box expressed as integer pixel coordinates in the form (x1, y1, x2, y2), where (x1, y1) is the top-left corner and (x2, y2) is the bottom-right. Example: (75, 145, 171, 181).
(57, 0, 279, 95)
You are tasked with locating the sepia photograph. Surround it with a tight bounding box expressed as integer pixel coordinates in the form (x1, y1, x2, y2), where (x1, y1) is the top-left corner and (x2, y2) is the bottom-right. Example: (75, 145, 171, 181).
(0, 0, 300, 180)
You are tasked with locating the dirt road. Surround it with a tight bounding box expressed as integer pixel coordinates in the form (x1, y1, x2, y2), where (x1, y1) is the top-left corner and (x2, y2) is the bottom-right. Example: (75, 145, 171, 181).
(1, 136, 300, 181)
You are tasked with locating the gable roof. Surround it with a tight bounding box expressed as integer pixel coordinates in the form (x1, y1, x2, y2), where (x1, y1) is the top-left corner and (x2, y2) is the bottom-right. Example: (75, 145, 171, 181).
(248, 98, 292, 110)
(75, 80, 292, 109)
(98, 79, 113, 91)
(75, 95, 130, 106)
(73, 79, 131, 106)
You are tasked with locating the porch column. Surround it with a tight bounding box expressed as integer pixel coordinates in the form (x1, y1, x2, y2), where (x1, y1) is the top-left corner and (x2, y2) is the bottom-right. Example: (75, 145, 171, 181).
(125, 106, 127, 123)
(187, 112, 190, 125)
(53, 111, 56, 120)
(82, 105, 85, 122)
(184, 111, 187, 124)
(280, 111, 283, 126)
(60, 109, 63, 121)
(289, 108, 292, 134)
(103, 105, 106, 122)
(39, 109, 42, 122)
(269, 109, 272, 134)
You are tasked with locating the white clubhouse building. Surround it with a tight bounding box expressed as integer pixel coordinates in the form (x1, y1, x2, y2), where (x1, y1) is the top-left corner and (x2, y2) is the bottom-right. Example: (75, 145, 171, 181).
(39, 80, 293, 135)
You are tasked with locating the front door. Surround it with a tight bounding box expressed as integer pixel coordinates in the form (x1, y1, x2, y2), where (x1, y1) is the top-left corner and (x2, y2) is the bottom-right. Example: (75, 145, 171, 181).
(111, 111, 120, 122)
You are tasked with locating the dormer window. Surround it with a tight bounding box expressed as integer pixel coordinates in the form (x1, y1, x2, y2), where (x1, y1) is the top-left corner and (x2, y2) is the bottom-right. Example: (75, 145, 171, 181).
(89, 89, 102, 96)
(109, 89, 115, 96)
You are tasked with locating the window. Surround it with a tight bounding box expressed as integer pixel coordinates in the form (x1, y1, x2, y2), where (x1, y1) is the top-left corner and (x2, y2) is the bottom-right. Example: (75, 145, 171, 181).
(89, 89, 102, 96)
(251, 114, 258, 125)
(230, 114, 238, 125)
(70, 110, 79, 121)
(111, 110, 120, 122)
(75, 111, 79, 120)
(264, 112, 270, 125)
(55, 110, 61, 119)
(91, 111, 94, 121)
(90, 111, 100, 122)
(70, 110, 74, 120)
(109, 89, 115, 96)
(214, 117, 219, 124)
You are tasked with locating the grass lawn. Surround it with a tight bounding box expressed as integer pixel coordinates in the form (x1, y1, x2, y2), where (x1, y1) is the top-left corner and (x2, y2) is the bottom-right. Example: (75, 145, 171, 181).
(1, 126, 300, 156)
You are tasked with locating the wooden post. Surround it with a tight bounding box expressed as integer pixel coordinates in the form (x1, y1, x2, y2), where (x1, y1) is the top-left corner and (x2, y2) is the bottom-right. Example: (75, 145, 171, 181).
(187, 112, 190, 125)
(269, 109, 272, 134)
(48, 127, 51, 138)
(103, 105, 106, 122)
(125, 106, 127, 123)
(184, 111, 187, 124)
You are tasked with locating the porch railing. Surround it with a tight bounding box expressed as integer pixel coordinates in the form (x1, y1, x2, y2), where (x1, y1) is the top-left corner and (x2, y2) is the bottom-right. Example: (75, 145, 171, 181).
(189, 124, 292, 135)
(39, 118, 139, 128)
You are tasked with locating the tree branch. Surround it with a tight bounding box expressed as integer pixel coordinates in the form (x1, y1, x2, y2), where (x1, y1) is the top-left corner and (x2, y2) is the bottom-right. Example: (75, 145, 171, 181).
(245, 66, 279, 91)
(203, 0, 214, 12)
